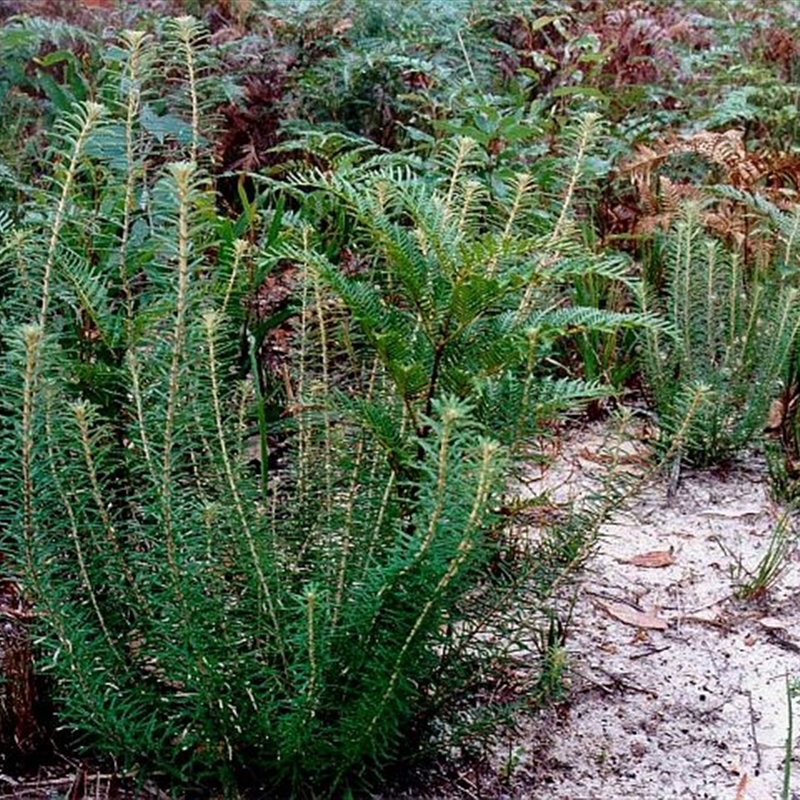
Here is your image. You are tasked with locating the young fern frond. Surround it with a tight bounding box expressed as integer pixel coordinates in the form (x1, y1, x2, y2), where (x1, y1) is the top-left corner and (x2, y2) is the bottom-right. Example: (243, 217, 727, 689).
(274, 130, 655, 441)
(550, 112, 604, 243)
(440, 135, 487, 211)
(530, 304, 665, 337)
(39, 101, 106, 329)
(56, 246, 118, 346)
(488, 171, 535, 276)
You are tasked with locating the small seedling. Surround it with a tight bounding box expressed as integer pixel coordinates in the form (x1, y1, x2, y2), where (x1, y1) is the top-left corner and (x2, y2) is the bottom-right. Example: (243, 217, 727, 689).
(534, 609, 572, 704)
(717, 512, 797, 601)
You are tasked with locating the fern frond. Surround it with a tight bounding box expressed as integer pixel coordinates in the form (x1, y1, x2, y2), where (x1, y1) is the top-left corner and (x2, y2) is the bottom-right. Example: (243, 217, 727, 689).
(550, 112, 604, 242)
(712, 185, 800, 266)
(0, 14, 96, 53)
(55, 246, 118, 347)
(530, 304, 665, 337)
(39, 101, 106, 329)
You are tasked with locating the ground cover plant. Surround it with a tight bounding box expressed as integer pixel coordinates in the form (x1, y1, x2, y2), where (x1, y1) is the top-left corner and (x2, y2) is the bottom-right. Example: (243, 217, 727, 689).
(0, 8, 650, 796)
(1, 0, 800, 797)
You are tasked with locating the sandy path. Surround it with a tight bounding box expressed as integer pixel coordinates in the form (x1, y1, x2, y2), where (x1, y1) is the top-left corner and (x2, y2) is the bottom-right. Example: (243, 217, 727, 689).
(513, 424, 800, 800)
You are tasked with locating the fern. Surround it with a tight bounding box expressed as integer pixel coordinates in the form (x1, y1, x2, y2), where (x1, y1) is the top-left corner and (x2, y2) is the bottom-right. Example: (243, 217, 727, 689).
(643, 204, 800, 466)
(0, 18, 654, 796)
(711, 184, 800, 269)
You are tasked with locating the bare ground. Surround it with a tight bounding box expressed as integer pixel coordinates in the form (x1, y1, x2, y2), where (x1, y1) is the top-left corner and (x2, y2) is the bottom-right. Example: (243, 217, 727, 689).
(494, 420, 800, 800)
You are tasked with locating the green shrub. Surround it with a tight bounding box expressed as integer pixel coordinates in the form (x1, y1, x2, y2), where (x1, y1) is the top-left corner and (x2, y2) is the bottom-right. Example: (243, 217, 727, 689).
(641, 204, 800, 467)
(0, 15, 654, 798)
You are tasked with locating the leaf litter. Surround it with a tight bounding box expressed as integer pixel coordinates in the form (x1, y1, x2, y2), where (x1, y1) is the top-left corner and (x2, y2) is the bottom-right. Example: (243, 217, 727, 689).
(500, 418, 800, 800)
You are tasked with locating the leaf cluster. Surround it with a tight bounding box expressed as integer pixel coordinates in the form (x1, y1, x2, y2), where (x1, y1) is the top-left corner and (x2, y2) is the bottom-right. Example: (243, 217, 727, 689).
(0, 15, 653, 796)
(641, 204, 800, 467)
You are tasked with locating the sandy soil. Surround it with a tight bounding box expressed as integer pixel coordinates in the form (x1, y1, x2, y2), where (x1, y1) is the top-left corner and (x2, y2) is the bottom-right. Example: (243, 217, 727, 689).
(503, 421, 800, 800)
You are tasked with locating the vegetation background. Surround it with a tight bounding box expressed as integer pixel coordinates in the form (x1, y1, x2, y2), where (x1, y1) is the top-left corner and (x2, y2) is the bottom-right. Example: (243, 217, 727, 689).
(0, 0, 799, 797)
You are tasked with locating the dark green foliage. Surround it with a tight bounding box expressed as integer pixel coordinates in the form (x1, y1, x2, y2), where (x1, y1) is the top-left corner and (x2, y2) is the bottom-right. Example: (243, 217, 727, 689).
(641, 205, 800, 467)
(0, 16, 657, 795)
(18, 0, 800, 793)
(267, 121, 658, 448)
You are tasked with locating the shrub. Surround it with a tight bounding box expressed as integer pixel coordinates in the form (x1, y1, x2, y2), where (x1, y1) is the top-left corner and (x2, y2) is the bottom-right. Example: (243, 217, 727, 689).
(641, 204, 800, 468)
(0, 14, 654, 798)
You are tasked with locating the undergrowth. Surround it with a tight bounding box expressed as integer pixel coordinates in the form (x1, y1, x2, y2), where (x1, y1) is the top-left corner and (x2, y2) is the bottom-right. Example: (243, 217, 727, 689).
(0, 14, 651, 796)
(2, 0, 800, 795)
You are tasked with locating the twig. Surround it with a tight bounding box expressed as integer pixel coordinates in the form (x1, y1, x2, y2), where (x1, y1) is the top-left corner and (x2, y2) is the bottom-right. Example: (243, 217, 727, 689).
(454, 775, 481, 800)
(666, 456, 681, 501)
(584, 589, 645, 612)
(746, 689, 763, 774)
(629, 645, 671, 660)
(4, 771, 136, 789)
(581, 667, 658, 698)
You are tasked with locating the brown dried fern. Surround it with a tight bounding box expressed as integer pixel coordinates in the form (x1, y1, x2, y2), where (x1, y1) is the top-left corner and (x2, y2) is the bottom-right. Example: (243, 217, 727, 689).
(616, 129, 800, 254)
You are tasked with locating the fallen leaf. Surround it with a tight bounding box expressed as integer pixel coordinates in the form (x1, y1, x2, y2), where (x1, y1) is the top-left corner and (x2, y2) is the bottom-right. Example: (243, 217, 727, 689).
(596, 600, 668, 630)
(758, 616, 788, 631)
(620, 549, 675, 568)
(734, 772, 747, 800)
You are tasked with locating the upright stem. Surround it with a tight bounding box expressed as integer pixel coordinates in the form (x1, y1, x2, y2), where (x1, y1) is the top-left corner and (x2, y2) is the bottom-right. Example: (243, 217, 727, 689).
(345, 437, 499, 791)
(39, 103, 104, 331)
(172, 17, 201, 163)
(161, 162, 195, 600)
(204, 310, 287, 670)
(72, 400, 148, 611)
(20, 326, 42, 585)
(119, 31, 149, 329)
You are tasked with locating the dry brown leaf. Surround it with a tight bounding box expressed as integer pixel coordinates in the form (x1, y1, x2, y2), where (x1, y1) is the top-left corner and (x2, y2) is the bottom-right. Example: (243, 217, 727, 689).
(621, 549, 675, 568)
(765, 397, 785, 431)
(735, 772, 748, 800)
(596, 600, 669, 630)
